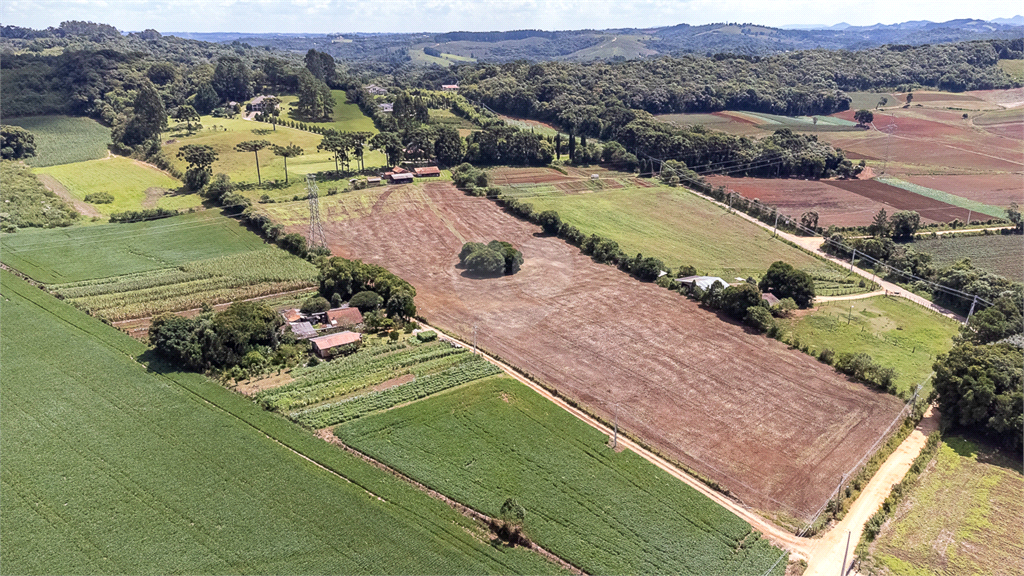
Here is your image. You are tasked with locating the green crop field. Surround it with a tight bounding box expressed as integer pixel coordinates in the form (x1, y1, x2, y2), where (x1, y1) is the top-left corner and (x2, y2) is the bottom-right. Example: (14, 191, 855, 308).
(257, 339, 501, 428)
(877, 176, 1006, 219)
(781, 295, 960, 396)
(35, 157, 197, 215)
(0, 270, 562, 575)
(997, 59, 1024, 82)
(522, 186, 843, 280)
(410, 48, 477, 66)
(0, 211, 271, 284)
(866, 436, 1023, 576)
(913, 234, 1024, 280)
(337, 377, 786, 575)
(4, 115, 111, 167)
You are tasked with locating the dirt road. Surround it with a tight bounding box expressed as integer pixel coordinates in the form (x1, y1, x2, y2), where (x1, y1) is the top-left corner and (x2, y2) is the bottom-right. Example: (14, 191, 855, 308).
(421, 321, 815, 560)
(37, 174, 103, 218)
(804, 406, 939, 576)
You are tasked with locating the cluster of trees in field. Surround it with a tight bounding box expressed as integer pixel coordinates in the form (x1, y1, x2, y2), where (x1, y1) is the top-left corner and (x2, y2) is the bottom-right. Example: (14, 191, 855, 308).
(317, 257, 417, 320)
(458, 240, 523, 276)
(0, 125, 37, 160)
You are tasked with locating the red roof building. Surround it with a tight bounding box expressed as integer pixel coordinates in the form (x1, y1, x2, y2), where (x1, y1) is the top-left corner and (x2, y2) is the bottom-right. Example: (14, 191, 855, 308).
(310, 331, 362, 358)
(326, 307, 363, 327)
(414, 166, 441, 177)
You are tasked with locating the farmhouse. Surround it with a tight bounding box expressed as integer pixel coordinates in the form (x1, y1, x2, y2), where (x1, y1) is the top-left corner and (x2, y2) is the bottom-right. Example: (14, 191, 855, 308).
(378, 102, 394, 113)
(249, 95, 278, 112)
(364, 84, 389, 95)
(327, 306, 363, 327)
(310, 331, 361, 358)
(290, 321, 317, 339)
(441, 84, 459, 92)
(414, 166, 441, 177)
(387, 172, 414, 184)
(676, 275, 729, 291)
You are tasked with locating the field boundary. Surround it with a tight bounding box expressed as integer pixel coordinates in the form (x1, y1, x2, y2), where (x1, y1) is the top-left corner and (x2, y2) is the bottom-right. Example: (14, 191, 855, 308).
(317, 428, 587, 576)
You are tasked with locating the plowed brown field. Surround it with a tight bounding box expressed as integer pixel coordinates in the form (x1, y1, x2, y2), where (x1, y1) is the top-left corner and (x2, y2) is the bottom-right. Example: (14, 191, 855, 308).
(307, 181, 905, 521)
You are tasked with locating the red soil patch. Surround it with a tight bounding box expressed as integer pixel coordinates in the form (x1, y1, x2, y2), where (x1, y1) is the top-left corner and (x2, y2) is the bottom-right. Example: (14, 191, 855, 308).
(904, 174, 1024, 209)
(308, 181, 904, 520)
(706, 175, 916, 227)
(981, 122, 1024, 140)
(827, 179, 971, 223)
(715, 110, 759, 125)
(491, 167, 571, 185)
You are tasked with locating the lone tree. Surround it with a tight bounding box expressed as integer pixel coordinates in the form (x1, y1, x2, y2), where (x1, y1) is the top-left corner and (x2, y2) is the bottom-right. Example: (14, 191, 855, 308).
(273, 143, 303, 184)
(235, 140, 272, 184)
(1, 125, 36, 160)
(498, 497, 526, 544)
(799, 211, 819, 233)
(758, 261, 815, 308)
(459, 241, 522, 276)
(889, 210, 921, 240)
(868, 208, 890, 237)
(876, 96, 888, 109)
(173, 104, 201, 135)
(853, 109, 874, 126)
(176, 144, 218, 191)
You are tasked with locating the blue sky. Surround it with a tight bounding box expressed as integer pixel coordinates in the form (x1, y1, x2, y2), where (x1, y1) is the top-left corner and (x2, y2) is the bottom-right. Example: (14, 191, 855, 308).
(3, 0, 1020, 34)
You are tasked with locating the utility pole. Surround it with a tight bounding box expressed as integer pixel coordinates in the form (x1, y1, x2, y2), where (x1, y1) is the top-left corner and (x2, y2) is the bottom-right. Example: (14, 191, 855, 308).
(882, 121, 898, 174)
(966, 295, 979, 324)
(850, 248, 857, 271)
(773, 212, 780, 237)
(848, 305, 854, 325)
(966, 209, 972, 226)
(306, 174, 327, 249)
(473, 324, 478, 354)
(841, 530, 851, 576)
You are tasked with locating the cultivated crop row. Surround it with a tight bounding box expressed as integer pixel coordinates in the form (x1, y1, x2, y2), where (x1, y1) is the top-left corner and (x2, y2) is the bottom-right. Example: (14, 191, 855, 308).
(295, 356, 501, 428)
(52, 248, 318, 320)
(257, 342, 469, 411)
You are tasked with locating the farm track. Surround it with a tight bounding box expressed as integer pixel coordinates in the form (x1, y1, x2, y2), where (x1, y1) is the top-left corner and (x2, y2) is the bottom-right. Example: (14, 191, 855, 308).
(36, 173, 103, 218)
(310, 180, 905, 521)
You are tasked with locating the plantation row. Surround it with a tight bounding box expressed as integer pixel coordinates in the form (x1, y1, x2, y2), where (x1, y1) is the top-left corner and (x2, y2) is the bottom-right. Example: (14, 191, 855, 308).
(257, 341, 469, 411)
(295, 356, 501, 428)
(52, 248, 318, 320)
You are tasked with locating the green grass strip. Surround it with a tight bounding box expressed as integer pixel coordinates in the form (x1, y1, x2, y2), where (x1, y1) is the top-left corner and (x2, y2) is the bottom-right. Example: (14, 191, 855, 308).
(876, 176, 1006, 219)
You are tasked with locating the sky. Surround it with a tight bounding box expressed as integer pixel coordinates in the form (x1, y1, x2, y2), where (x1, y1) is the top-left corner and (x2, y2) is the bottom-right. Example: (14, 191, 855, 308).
(2, 0, 1021, 34)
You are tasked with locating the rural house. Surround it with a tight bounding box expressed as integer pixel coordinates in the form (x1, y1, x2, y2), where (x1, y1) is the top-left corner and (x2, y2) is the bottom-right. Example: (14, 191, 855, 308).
(378, 102, 394, 113)
(364, 84, 389, 95)
(281, 308, 302, 323)
(326, 307, 363, 327)
(310, 331, 362, 358)
(249, 95, 278, 112)
(413, 166, 441, 177)
(290, 321, 317, 339)
(441, 84, 459, 91)
(761, 292, 781, 307)
(676, 275, 729, 291)
(387, 172, 414, 184)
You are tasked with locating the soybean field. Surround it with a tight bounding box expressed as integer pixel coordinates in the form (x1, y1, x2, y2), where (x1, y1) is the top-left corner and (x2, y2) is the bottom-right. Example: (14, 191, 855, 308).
(337, 377, 787, 576)
(4, 115, 111, 167)
(0, 270, 563, 575)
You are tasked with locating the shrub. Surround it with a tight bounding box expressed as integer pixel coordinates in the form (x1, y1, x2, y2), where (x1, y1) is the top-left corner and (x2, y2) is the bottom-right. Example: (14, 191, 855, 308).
(745, 306, 776, 333)
(300, 296, 330, 314)
(771, 297, 798, 318)
(388, 330, 400, 341)
(417, 330, 437, 342)
(84, 192, 114, 204)
(819, 348, 835, 365)
(350, 290, 384, 313)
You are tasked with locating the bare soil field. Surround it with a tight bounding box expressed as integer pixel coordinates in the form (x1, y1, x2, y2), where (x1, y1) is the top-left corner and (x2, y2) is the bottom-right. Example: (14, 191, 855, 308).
(306, 181, 905, 521)
(705, 176, 970, 226)
(705, 176, 896, 227)
(968, 87, 1024, 108)
(827, 179, 972, 223)
(904, 174, 1024, 209)
(823, 109, 1023, 174)
(491, 167, 572, 185)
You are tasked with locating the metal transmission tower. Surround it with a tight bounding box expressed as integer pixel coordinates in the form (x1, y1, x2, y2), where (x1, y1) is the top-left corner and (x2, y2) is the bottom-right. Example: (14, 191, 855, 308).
(882, 121, 898, 174)
(306, 174, 327, 249)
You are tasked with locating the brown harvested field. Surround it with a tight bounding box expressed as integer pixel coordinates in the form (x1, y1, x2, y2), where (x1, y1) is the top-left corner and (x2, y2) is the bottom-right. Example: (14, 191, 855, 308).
(307, 181, 905, 521)
(904, 174, 1024, 209)
(705, 175, 971, 226)
(491, 167, 572, 185)
(705, 175, 895, 227)
(968, 87, 1024, 108)
(827, 179, 973, 223)
(822, 109, 1023, 174)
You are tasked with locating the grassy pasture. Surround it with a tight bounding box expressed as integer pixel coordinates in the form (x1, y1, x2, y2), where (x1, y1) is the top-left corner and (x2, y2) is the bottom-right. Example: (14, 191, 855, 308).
(912, 234, 1024, 280)
(35, 157, 196, 215)
(867, 436, 1023, 576)
(521, 185, 838, 280)
(0, 211, 268, 284)
(972, 106, 1024, 126)
(998, 59, 1024, 82)
(337, 376, 786, 575)
(410, 47, 477, 66)
(4, 115, 111, 167)
(0, 270, 561, 575)
(781, 295, 960, 397)
(278, 90, 381, 135)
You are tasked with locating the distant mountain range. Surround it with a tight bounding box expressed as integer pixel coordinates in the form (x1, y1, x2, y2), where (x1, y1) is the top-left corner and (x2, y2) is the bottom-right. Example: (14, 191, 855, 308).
(156, 16, 1024, 63)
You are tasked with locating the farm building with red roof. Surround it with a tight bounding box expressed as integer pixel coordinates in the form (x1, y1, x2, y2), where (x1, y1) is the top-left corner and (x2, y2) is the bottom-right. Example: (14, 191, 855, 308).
(310, 331, 362, 358)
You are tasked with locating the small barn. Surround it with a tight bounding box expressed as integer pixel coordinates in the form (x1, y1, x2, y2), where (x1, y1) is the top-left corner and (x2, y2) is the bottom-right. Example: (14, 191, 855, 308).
(310, 331, 362, 358)
(387, 172, 414, 184)
(366, 177, 382, 186)
(327, 307, 363, 327)
(676, 275, 728, 292)
(290, 321, 317, 339)
(761, 292, 781, 307)
(414, 166, 441, 177)
(281, 308, 302, 323)
(441, 84, 459, 92)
